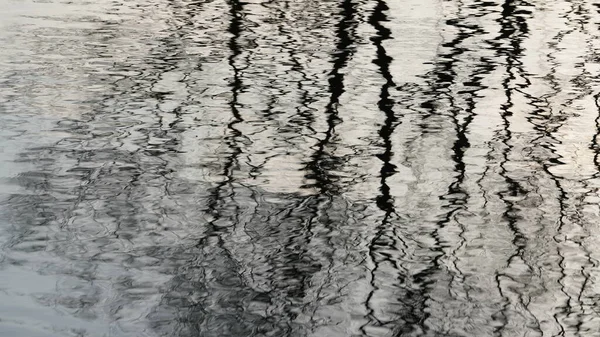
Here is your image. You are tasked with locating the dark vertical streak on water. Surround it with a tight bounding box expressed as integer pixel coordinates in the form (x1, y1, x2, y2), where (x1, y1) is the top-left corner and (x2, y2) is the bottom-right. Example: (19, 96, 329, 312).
(200, 0, 244, 239)
(304, 0, 356, 195)
(418, 7, 472, 127)
(383, 2, 495, 335)
(493, 0, 538, 335)
(360, 0, 406, 334)
(194, 0, 244, 298)
(443, 57, 496, 309)
(434, 4, 502, 321)
(296, 0, 358, 329)
(371, 0, 396, 215)
(593, 92, 600, 179)
(594, 0, 600, 179)
(157, 1, 251, 335)
(267, 1, 324, 314)
(212, 0, 244, 213)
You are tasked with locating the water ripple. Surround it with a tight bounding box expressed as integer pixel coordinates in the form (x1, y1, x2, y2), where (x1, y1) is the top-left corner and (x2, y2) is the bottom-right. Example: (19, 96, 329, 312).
(3, 0, 600, 336)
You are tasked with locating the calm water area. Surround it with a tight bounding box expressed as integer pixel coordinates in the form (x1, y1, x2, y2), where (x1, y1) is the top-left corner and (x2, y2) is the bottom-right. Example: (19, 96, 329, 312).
(1, 0, 600, 336)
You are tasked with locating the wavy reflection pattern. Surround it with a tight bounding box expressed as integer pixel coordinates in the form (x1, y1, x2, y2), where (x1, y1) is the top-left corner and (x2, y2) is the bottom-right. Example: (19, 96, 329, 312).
(2, 0, 600, 336)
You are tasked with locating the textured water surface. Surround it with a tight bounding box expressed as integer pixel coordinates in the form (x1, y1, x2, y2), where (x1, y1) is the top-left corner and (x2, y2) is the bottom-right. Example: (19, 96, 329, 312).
(2, 0, 600, 336)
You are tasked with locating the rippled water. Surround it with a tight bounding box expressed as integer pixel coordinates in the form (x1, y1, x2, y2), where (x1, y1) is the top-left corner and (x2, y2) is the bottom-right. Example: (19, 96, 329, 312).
(2, 0, 600, 336)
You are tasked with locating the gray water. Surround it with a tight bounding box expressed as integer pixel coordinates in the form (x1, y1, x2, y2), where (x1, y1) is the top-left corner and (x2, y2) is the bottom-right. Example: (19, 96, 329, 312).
(1, 0, 600, 336)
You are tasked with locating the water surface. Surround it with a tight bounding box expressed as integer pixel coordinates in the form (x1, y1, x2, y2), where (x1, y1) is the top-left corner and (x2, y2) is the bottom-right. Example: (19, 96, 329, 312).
(2, 0, 600, 336)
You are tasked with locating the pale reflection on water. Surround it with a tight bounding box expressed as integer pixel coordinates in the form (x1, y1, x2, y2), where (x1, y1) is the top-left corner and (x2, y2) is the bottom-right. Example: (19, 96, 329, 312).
(1, 0, 600, 336)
